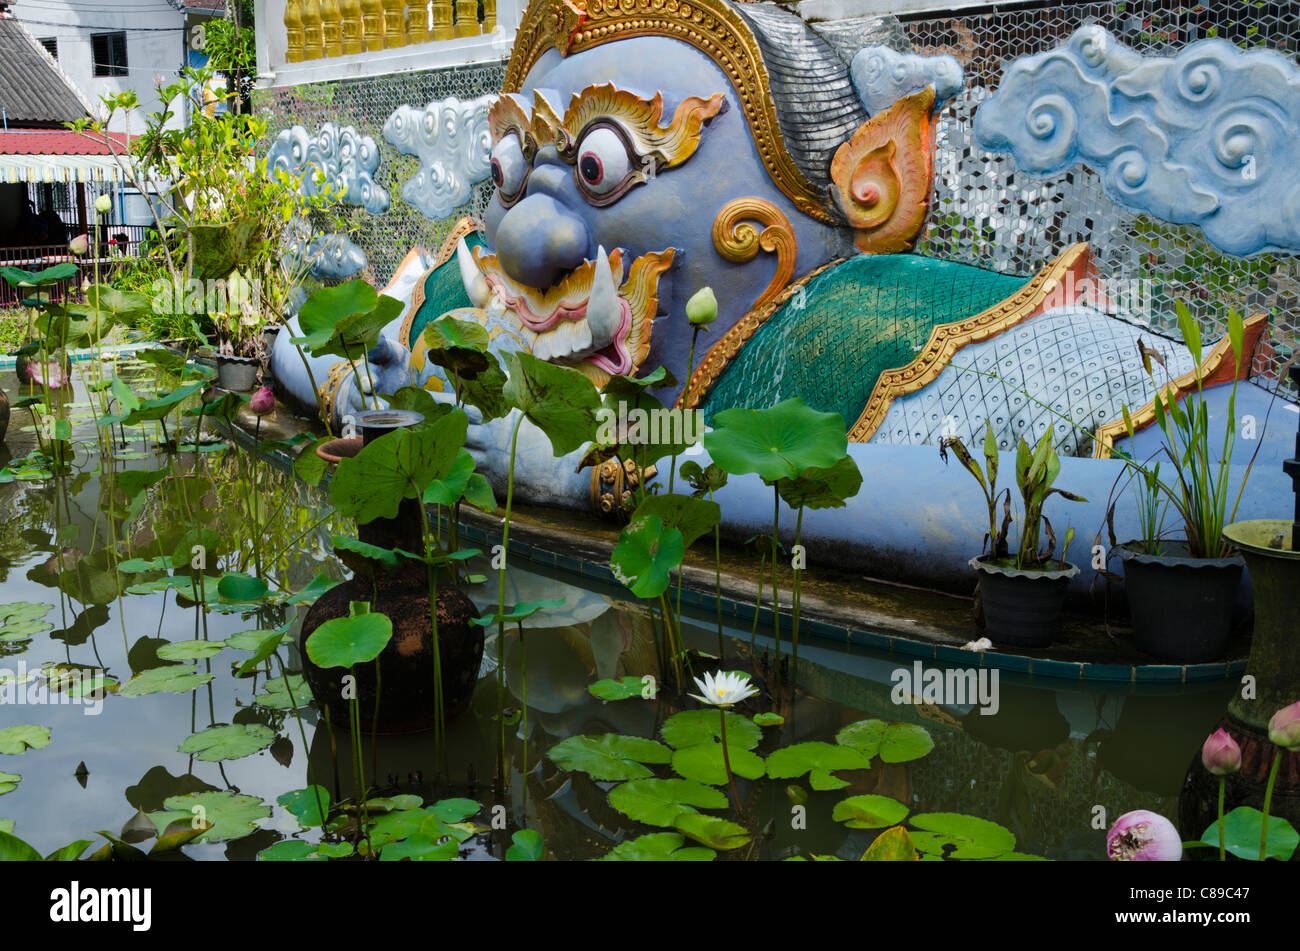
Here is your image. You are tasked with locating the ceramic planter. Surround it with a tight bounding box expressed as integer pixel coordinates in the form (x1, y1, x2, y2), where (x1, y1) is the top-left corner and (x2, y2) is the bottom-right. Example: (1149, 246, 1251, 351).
(970, 555, 1079, 647)
(1117, 541, 1244, 663)
(300, 409, 485, 734)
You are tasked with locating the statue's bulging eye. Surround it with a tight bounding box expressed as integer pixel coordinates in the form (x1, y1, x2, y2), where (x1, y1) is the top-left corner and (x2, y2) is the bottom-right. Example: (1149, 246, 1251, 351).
(573, 125, 635, 203)
(491, 135, 529, 206)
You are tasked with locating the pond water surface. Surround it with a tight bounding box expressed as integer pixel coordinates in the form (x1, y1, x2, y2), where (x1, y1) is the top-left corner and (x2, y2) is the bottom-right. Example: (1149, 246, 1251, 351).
(0, 358, 1234, 861)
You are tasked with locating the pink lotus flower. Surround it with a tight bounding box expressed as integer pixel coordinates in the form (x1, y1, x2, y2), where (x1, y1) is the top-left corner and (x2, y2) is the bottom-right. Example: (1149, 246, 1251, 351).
(249, 386, 274, 416)
(1268, 701, 1300, 753)
(1106, 810, 1182, 861)
(26, 359, 69, 389)
(1201, 728, 1242, 775)
(68, 234, 89, 256)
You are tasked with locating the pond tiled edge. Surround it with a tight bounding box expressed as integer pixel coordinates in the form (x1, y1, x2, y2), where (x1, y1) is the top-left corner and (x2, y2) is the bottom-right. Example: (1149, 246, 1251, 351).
(0, 341, 157, 370)
(446, 512, 1248, 686)
(248, 435, 1249, 689)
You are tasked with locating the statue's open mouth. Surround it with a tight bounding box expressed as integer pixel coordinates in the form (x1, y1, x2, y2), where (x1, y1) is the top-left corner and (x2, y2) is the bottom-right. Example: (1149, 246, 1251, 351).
(456, 238, 674, 382)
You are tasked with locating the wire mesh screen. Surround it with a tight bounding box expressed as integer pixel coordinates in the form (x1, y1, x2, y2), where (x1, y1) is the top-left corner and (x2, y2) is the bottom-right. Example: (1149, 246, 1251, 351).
(904, 0, 1299, 398)
(253, 61, 506, 290)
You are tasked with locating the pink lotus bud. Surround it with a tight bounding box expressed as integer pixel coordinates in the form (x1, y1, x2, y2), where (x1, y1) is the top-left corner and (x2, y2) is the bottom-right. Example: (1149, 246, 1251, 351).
(1268, 701, 1300, 753)
(249, 386, 274, 416)
(1106, 810, 1182, 861)
(26, 360, 69, 389)
(1201, 728, 1241, 775)
(68, 234, 89, 256)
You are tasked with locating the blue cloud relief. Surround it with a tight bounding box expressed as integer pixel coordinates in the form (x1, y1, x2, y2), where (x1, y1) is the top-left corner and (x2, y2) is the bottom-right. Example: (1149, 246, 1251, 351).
(973, 25, 1300, 256)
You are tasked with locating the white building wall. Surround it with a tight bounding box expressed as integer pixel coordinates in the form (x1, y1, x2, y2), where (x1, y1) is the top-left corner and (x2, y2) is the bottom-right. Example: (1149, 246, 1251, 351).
(10, 1, 198, 132)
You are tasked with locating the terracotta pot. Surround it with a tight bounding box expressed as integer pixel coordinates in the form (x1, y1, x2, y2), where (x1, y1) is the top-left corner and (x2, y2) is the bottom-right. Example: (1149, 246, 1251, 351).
(316, 435, 364, 464)
(299, 565, 483, 734)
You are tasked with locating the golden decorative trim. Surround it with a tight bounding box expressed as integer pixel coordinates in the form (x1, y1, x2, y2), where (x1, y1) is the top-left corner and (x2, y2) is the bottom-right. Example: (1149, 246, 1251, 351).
(503, 0, 837, 224)
(561, 84, 725, 170)
(1091, 313, 1268, 459)
(435, 216, 482, 268)
(319, 359, 353, 424)
(677, 259, 841, 411)
(710, 197, 797, 315)
(589, 456, 657, 518)
(847, 243, 1094, 443)
(396, 219, 482, 349)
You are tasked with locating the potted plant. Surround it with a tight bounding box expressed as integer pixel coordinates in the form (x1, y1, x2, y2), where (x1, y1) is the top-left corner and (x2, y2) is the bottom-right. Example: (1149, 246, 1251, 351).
(943, 421, 1086, 647)
(70, 66, 340, 390)
(1109, 305, 1251, 663)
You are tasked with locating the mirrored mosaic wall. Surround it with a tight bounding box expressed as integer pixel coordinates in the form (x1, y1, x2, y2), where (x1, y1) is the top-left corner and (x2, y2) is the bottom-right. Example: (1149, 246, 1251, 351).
(253, 61, 506, 290)
(254, 0, 1299, 399)
(905, 0, 1300, 396)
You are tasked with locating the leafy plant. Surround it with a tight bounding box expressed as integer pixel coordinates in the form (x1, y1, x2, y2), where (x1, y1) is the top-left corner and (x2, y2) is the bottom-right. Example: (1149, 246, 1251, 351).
(942, 420, 1086, 569)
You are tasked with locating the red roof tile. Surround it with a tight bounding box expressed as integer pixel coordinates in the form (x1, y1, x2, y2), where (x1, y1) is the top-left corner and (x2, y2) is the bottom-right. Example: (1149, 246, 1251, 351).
(0, 130, 130, 156)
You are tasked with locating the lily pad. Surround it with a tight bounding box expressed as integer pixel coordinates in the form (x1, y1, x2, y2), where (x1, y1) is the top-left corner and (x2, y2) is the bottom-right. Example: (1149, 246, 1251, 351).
(276, 784, 330, 826)
(547, 734, 673, 781)
(836, 719, 935, 764)
(608, 778, 727, 827)
(909, 812, 1016, 859)
(379, 834, 459, 861)
(588, 676, 651, 701)
(226, 629, 283, 651)
(178, 724, 276, 762)
(118, 666, 213, 697)
(505, 829, 544, 861)
(662, 709, 761, 751)
(504, 351, 601, 456)
(151, 790, 270, 843)
(305, 610, 393, 669)
(765, 741, 869, 790)
(156, 639, 227, 661)
(672, 812, 751, 850)
(0, 773, 19, 795)
(630, 494, 721, 548)
(704, 398, 847, 482)
(1200, 806, 1299, 862)
(258, 839, 329, 861)
(670, 743, 765, 786)
(862, 824, 919, 861)
(609, 516, 684, 600)
(0, 725, 52, 755)
(0, 602, 54, 641)
(832, 794, 910, 829)
(254, 674, 309, 711)
(753, 712, 784, 727)
(600, 832, 715, 862)
(217, 572, 269, 604)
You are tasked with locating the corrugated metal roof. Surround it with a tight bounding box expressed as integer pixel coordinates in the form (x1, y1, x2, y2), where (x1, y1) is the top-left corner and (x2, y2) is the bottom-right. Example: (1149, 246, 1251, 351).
(0, 15, 96, 126)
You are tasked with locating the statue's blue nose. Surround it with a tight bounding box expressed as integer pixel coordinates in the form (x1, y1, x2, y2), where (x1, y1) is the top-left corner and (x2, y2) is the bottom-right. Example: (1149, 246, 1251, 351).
(493, 191, 590, 290)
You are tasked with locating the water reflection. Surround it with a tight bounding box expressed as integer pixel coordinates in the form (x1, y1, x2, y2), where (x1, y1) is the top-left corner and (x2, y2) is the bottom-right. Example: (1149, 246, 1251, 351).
(0, 360, 1237, 860)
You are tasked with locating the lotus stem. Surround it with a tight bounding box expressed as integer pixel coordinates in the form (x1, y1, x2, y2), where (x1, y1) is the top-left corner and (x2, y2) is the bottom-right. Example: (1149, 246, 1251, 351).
(1217, 774, 1225, 862)
(719, 708, 743, 820)
(1261, 750, 1281, 861)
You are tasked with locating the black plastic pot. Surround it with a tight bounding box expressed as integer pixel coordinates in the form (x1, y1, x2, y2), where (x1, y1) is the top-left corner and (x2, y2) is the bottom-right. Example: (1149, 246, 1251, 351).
(215, 354, 259, 392)
(971, 555, 1079, 647)
(1117, 541, 1243, 663)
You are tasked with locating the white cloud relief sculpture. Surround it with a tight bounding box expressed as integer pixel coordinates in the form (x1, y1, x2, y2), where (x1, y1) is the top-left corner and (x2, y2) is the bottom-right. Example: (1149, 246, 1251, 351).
(265, 123, 390, 278)
(382, 94, 497, 220)
(974, 25, 1300, 256)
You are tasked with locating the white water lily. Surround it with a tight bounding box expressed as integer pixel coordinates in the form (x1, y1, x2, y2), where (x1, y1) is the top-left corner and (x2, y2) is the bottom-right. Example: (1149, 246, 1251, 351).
(689, 670, 759, 707)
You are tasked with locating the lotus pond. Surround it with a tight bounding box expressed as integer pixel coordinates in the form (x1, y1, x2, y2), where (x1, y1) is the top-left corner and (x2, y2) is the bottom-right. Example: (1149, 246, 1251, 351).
(0, 351, 1242, 863)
